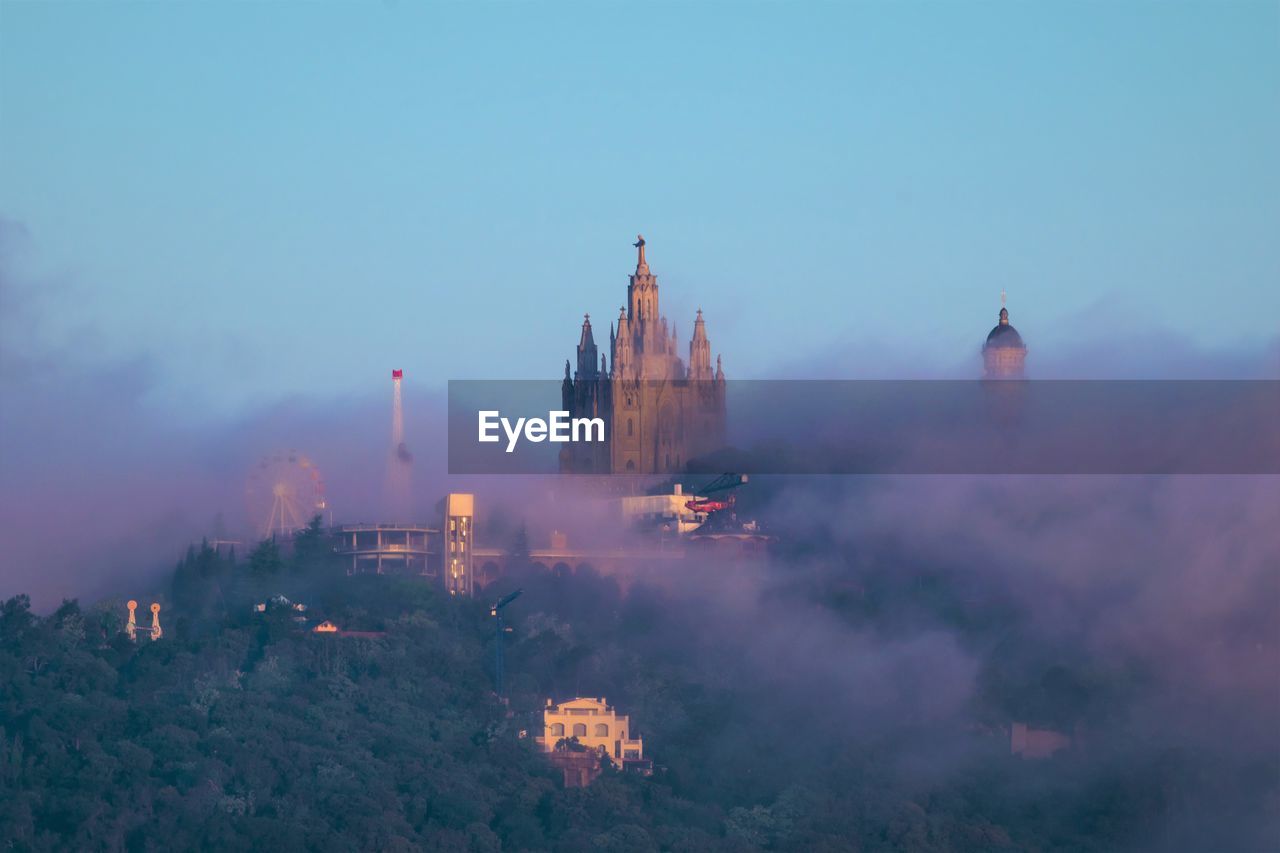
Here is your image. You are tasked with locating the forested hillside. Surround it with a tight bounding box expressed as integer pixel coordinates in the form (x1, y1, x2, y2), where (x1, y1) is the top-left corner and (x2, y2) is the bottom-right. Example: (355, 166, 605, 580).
(1, 512, 1274, 852)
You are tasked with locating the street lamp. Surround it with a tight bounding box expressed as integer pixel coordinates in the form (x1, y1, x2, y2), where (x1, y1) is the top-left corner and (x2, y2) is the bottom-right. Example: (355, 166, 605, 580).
(491, 589, 522, 700)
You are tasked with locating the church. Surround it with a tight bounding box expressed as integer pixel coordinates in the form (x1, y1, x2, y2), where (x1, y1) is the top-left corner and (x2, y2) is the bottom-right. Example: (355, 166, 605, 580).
(560, 236, 726, 474)
(982, 292, 1028, 379)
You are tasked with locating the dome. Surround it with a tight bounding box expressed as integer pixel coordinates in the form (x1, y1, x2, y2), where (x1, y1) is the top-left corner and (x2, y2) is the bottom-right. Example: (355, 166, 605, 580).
(984, 308, 1025, 350)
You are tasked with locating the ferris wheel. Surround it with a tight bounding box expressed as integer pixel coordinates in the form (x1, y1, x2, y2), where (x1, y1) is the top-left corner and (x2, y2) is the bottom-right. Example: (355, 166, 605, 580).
(245, 451, 328, 538)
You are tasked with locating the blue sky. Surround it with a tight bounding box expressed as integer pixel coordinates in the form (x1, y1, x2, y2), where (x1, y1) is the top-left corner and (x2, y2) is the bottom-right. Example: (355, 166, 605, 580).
(3, 0, 1277, 416)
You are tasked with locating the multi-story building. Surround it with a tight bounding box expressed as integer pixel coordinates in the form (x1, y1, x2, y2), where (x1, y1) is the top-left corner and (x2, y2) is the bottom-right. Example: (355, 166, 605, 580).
(442, 492, 475, 596)
(619, 483, 710, 535)
(561, 236, 726, 474)
(330, 493, 476, 595)
(332, 523, 434, 575)
(535, 696, 646, 768)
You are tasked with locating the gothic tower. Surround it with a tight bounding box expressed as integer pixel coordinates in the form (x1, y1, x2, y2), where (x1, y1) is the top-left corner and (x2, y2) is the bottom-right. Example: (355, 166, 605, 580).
(689, 309, 712, 380)
(561, 236, 726, 474)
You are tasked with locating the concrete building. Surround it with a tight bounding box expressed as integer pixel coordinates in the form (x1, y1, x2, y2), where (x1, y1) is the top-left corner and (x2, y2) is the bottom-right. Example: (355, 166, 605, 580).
(619, 483, 711, 535)
(561, 236, 726, 474)
(333, 523, 435, 575)
(328, 493, 476, 595)
(535, 697, 646, 768)
(442, 493, 475, 596)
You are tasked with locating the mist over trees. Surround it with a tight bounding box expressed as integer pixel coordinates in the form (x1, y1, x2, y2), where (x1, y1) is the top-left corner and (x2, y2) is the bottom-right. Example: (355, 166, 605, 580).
(2, 476, 1278, 851)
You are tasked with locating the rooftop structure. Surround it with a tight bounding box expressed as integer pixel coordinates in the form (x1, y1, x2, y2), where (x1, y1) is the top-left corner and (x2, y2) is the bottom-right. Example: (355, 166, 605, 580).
(619, 483, 711, 535)
(333, 522, 437, 576)
(983, 291, 1028, 379)
(311, 621, 387, 639)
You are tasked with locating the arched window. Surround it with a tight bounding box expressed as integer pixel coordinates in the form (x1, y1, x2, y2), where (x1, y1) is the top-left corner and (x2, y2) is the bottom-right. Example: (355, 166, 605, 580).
(626, 460, 635, 471)
(550, 723, 564, 737)
(593, 723, 609, 737)
(572, 723, 587, 737)
(627, 418, 634, 437)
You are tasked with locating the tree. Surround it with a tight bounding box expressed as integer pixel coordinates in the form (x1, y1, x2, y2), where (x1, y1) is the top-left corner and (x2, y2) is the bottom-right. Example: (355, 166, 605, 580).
(291, 515, 332, 575)
(249, 538, 284, 577)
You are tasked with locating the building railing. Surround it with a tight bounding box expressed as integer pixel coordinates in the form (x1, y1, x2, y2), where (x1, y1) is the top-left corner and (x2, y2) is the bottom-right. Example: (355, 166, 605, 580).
(331, 523, 440, 533)
(335, 547, 434, 555)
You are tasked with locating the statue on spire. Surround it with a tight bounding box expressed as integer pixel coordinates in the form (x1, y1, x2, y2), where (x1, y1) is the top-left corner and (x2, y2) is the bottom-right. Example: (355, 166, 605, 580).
(633, 234, 646, 271)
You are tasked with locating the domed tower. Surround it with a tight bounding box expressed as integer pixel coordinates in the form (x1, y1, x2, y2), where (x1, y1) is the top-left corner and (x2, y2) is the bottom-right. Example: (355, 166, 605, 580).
(983, 292, 1026, 379)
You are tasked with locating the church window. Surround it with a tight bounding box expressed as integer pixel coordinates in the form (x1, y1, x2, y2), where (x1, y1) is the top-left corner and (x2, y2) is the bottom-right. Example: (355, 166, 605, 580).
(626, 460, 635, 471)
(627, 418, 634, 437)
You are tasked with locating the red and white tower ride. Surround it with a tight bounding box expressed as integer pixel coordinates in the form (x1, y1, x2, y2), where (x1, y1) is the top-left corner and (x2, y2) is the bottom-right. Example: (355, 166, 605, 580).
(387, 369, 412, 519)
(391, 369, 405, 448)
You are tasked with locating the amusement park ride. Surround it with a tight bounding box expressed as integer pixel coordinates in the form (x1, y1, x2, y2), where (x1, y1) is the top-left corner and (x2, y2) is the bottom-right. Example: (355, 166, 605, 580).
(245, 451, 328, 538)
(125, 600, 163, 642)
(684, 473, 748, 515)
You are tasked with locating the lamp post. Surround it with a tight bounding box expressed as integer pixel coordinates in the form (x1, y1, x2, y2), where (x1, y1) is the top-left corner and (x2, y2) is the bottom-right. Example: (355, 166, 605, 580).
(491, 589, 522, 700)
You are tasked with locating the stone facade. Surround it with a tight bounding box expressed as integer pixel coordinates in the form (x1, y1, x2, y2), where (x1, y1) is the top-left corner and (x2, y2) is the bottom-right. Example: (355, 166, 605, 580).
(535, 696, 644, 767)
(560, 237, 726, 474)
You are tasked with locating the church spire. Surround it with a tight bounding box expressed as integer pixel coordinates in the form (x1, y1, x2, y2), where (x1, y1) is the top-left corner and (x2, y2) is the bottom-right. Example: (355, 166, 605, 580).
(689, 308, 712, 380)
(613, 305, 632, 378)
(576, 313, 598, 378)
